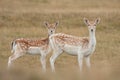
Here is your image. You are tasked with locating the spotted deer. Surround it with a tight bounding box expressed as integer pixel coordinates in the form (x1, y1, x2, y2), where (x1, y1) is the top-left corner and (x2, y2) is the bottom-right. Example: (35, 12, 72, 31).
(8, 21, 59, 72)
(49, 18, 100, 72)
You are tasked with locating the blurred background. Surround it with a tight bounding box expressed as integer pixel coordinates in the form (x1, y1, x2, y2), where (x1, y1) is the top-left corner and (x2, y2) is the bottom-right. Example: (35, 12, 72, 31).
(0, 0, 120, 80)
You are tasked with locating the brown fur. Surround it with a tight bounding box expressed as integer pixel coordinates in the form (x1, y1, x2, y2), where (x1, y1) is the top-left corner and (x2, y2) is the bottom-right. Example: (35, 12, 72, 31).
(54, 33, 89, 48)
(15, 38, 49, 50)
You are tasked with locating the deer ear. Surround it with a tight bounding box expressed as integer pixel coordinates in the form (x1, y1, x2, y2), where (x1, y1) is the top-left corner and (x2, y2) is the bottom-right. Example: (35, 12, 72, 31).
(94, 18, 100, 26)
(55, 21, 59, 27)
(84, 18, 90, 26)
(44, 21, 49, 27)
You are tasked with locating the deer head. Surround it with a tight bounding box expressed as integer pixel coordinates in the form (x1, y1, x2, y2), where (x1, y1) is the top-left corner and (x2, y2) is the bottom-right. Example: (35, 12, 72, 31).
(44, 21, 59, 36)
(84, 18, 100, 33)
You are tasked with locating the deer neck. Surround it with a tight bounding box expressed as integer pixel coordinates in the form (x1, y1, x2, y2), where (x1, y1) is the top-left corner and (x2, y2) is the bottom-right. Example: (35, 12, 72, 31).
(89, 31, 96, 48)
(47, 34, 51, 44)
(44, 34, 51, 53)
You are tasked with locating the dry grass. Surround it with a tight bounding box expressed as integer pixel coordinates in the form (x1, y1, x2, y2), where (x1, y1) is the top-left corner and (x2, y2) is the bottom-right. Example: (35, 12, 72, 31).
(0, 0, 120, 80)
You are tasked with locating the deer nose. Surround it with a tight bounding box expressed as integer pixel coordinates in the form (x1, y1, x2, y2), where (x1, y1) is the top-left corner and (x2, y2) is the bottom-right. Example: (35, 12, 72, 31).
(91, 29, 93, 32)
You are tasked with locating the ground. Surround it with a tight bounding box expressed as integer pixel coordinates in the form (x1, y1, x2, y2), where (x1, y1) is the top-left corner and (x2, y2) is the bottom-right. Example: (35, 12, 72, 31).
(0, 0, 120, 80)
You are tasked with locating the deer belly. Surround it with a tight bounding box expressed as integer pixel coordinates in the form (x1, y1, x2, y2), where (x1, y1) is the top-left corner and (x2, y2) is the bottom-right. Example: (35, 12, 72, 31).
(27, 47, 41, 55)
(62, 44, 78, 56)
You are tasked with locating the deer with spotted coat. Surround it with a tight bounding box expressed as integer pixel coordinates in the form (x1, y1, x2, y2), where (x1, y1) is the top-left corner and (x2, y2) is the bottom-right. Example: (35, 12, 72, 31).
(8, 21, 59, 72)
(49, 18, 100, 72)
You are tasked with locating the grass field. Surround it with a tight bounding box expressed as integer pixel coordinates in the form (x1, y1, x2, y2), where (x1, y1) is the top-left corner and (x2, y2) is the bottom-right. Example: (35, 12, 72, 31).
(0, 0, 120, 80)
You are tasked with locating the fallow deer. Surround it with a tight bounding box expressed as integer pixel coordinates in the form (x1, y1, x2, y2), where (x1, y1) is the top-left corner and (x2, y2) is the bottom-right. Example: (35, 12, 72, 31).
(49, 18, 100, 72)
(8, 21, 59, 72)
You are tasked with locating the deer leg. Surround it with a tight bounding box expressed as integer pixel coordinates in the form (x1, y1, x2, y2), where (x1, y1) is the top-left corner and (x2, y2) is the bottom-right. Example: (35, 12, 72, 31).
(85, 56, 91, 69)
(40, 54, 46, 73)
(50, 50, 63, 72)
(78, 52, 83, 72)
(8, 51, 24, 69)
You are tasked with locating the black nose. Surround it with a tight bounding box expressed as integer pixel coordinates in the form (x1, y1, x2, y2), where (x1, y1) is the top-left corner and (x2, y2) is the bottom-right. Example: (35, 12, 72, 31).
(91, 29, 93, 31)
(51, 31, 53, 33)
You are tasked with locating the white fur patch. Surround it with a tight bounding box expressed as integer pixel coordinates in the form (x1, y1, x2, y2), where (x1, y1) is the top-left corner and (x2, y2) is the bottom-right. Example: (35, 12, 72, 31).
(27, 47, 41, 55)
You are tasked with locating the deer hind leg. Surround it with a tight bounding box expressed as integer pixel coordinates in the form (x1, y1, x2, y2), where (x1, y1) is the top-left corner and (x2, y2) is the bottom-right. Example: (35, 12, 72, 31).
(50, 49, 63, 72)
(8, 50, 25, 69)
